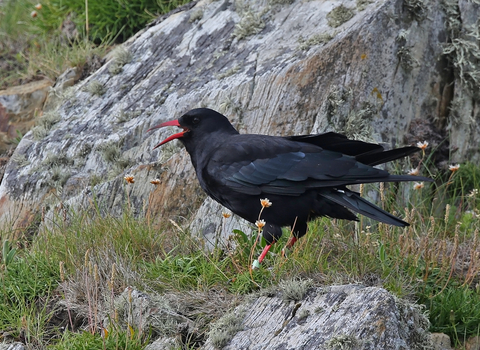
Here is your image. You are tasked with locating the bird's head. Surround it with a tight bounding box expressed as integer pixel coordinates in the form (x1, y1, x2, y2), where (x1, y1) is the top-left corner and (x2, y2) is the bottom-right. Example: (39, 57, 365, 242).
(148, 108, 238, 150)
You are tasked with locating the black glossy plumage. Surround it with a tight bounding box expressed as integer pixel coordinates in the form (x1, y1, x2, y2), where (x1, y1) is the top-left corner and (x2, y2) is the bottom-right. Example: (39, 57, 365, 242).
(150, 108, 430, 246)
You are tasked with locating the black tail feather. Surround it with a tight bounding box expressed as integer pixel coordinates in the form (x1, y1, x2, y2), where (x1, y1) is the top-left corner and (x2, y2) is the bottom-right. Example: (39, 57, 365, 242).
(357, 146, 421, 166)
(285, 132, 383, 156)
(321, 189, 409, 227)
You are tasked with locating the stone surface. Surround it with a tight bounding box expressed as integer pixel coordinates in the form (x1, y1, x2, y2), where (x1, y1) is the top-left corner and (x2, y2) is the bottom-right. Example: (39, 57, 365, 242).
(466, 336, 480, 350)
(0, 0, 479, 240)
(0, 343, 25, 350)
(431, 332, 453, 350)
(0, 79, 52, 152)
(43, 67, 82, 111)
(203, 284, 432, 350)
(0, 79, 52, 116)
(144, 337, 177, 350)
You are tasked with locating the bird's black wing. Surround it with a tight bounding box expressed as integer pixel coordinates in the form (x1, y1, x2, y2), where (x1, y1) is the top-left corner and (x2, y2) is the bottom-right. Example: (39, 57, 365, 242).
(285, 132, 421, 166)
(206, 135, 394, 196)
(284, 132, 384, 157)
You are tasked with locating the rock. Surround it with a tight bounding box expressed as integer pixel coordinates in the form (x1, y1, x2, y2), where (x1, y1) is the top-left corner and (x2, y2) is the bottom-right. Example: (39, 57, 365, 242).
(109, 287, 196, 336)
(0, 343, 25, 350)
(144, 337, 178, 350)
(0, 79, 52, 152)
(190, 197, 252, 250)
(61, 283, 431, 349)
(0, 79, 51, 117)
(0, 0, 479, 238)
(466, 336, 480, 350)
(431, 333, 453, 350)
(43, 67, 82, 111)
(203, 284, 432, 350)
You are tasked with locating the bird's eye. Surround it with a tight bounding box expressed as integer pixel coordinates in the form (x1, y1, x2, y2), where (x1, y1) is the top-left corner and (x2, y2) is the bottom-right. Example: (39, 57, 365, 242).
(192, 117, 200, 125)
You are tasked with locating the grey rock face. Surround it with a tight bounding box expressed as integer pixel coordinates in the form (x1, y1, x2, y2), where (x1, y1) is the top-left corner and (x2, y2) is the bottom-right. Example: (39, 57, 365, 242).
(0, 0, 478, 240)
(203, 285, 432, 350)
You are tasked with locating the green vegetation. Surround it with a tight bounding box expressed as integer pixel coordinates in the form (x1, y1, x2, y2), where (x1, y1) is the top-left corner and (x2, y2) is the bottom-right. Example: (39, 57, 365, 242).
(0, 0, 191, 89)
(326, 5, 355, 28)
(1, 148, 480, 348)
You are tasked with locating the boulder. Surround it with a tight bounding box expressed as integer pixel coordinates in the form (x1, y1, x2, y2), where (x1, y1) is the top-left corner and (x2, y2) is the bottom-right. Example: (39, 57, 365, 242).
(61, 284, 432, 350)
(431, 332, 453, 350)
(205, 284, 432, 349)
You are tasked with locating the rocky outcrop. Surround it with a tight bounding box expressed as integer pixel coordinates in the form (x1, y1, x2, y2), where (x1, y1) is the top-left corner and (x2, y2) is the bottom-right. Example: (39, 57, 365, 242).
(204, 284, 432, 350)
(102, 284, 432, 350)
(0, 0, 479, 239)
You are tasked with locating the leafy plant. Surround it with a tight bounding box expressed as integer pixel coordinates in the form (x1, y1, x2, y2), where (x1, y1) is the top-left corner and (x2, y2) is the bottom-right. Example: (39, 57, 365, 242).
(2, 240, 17, 268)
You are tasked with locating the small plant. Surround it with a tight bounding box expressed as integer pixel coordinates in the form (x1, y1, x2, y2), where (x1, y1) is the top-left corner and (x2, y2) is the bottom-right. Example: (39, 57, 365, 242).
(37, 111, 61, 130)
(11, 129, 24, 145)
(279, 278, 313, 302)
(326, 5, 355, 28)
(32, 125, 49, 140)
(97, 141, 121, 163)
(84, 80, 106, 96)
(233, 11, 266, 40)
(11, 153, 30, 167)
(217, 65, 241, 79)
(403, 0, 428, 22)
(397, 46, 419, 72)
(269, 0, 294, 5)
(326, 334, 360, 350)
(443, 23, 480, 95)
(42, 151, 74, 168)
(208, 305, 247, 348)
(1, 240, 17, 268)
(297, 308, 310, 321)
(298, 32, 335, 50)
(356, 0, 373, 11)
(189, 9, 204, 23)
(49, 165, 71, 188)
(108, 46, 133, 75)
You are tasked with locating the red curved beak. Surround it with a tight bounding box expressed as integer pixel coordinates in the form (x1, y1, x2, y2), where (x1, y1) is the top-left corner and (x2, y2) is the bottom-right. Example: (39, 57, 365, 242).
(147, 119, 188, 149)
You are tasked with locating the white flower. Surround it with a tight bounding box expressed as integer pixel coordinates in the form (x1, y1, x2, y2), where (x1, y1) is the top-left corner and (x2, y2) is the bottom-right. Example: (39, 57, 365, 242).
(150, 178, 161, 185)
(255, 219, 266, 229)
(408, 168, 419, 176)
(449, 164, 460, 172)
(416, 141, 428, 150)
(413, 182, 424, 190)
(260, 198, 272, 208)
(124, 175, 135, 184)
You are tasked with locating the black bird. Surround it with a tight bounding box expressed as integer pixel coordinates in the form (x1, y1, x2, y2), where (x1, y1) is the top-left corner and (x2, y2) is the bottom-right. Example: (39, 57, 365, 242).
(148, 108, 430, 265)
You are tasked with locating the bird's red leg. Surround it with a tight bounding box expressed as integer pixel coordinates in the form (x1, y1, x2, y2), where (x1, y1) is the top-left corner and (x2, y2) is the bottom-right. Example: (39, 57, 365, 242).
(258, 244, 273, 263)
(285, 236, 297, 248)
(252, 243, 273, 269)
(281, 237, 298, 258)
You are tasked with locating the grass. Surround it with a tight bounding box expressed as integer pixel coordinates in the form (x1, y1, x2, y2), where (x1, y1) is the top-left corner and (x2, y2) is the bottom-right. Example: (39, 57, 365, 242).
(1, 148, 480, 348)
(0, 0, 192, 90)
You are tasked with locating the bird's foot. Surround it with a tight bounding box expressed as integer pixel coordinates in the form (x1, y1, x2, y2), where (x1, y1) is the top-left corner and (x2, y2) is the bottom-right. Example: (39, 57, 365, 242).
(285, 236, 298, 249)
(281, 237, 298, 259)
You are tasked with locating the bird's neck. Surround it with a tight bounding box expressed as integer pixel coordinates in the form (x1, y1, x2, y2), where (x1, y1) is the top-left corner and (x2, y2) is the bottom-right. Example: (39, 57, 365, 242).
(184, 129, 238, 170)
